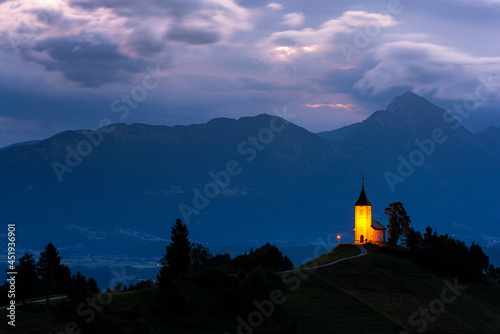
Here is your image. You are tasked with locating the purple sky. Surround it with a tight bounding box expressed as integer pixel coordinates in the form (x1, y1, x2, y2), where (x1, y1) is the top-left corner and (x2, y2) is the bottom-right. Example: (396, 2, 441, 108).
(1, 0, 499, 146)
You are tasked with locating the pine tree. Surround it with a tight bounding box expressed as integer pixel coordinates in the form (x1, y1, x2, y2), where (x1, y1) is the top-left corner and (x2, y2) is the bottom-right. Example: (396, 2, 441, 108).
(160, 219, 191, 279)
(37, 242, 64, 317)
(16, 253, 40, 304)
(156, 219, 191, 315)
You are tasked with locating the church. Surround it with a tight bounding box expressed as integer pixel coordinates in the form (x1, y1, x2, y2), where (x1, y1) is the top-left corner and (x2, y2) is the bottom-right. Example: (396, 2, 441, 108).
(354, 179, 386, 244)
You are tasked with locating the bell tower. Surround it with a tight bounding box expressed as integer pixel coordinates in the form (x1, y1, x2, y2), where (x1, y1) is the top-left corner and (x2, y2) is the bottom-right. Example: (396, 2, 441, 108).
(354, 177, 372, 244)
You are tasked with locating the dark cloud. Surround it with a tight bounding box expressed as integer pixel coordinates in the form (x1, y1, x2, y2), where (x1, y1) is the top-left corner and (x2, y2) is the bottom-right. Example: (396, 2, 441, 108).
(67, 0, 236, 47)
(166, 26, 220, 45)
(32, 36, 146, 87)
(68, 0, 135, 10)
(68, 0, 204, 18)
(122, 29, 165, 56)
(30, 8, 89, 31)
(31, 8, 63, 25)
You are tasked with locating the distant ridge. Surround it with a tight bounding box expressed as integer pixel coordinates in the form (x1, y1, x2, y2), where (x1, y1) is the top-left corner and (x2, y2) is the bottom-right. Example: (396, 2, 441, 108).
(0, 140, 40, 151)
(0, 93, 499, 263)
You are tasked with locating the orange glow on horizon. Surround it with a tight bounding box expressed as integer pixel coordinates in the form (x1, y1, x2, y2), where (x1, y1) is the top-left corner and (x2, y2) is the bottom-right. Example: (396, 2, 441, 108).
(305, 103, 353, 109)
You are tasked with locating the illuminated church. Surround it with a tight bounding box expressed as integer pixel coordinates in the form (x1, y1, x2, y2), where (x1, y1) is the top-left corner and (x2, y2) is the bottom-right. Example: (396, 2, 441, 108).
(354, 179, 386, 244)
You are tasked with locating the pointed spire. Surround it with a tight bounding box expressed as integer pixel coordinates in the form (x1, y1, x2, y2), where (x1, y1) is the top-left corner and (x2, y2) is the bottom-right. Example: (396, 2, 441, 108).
(355, 177, 371, 206)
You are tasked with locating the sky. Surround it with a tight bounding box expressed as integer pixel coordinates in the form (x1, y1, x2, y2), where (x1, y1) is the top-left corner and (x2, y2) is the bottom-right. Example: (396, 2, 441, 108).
(1, 0, 500, 146)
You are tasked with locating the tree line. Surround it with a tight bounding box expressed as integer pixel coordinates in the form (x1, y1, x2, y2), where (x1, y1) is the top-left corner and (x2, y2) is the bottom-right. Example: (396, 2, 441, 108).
(155, 218, 297, 330)
(1, 219, 296, 333)
(1, 242, 99, 316)
(384, 202, 496, 282)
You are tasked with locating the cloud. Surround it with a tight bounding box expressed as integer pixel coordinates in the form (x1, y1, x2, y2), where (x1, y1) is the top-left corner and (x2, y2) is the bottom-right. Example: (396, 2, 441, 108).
(459, 0, 500, 4)
(68, 0, 195, 18)
(0, 0, 252, 86)
(281, 12, 304, 27)
(266, 2, 284, 10)
(267, 10, 397, 48)
(31, 36, 146, 87)
(264, 10, 397, 63)
(1, 0, 500, 145)
(167, 26, 220, 45)
(305, 103, 353, 109)
(354, 41, 500, 100)
(118, 28, 165, 57)
(0, 0, 252, 55)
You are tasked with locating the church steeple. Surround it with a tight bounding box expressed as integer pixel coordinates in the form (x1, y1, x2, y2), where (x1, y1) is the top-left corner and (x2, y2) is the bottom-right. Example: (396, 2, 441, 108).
(353, 177, 385, 244)
(355, 176, 371, 206)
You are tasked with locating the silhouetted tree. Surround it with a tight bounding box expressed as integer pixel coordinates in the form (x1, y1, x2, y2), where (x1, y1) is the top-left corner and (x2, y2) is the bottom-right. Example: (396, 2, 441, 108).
(56, 264, 72, 294)
(114, 282, 124, 293)
(133, 279, 155, 290)
(88, 277, 100, 294)
(423, 226, 435, 245)
(406, 228, 423, 252)
(37, 242, 64, 317)
(281, 255, 295, 271)
(68, 272, 90, 304)
(230, 243, 295, 272)
(160, 219, 191, 279)
(487, 264, 500, 281)
(16, 253, 40, 304)
(190, 243, 212, 273)
(469, 242, 489, 280)
(0, 283, 9, 305)
(385, 202, 411, 246)
(156, 264, 189, 315)
(396, 226, 491, 282)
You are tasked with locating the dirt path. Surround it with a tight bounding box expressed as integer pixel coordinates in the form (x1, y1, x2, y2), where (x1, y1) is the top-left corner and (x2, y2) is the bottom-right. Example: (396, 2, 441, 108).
(279, 244, 367, 273)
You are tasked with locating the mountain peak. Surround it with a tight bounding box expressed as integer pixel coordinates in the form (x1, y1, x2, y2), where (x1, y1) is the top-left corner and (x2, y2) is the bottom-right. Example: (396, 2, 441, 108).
(402, 90, 418, 97)
(386, 91, 431, 113)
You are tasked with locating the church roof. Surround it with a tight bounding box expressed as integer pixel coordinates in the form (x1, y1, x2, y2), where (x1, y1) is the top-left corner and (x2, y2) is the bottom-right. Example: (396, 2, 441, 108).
(355, 182, 371, 206)
(371, 221, 386, 230)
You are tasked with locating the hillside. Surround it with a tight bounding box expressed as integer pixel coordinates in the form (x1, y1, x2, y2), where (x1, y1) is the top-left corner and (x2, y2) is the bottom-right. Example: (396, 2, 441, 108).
(3, 244, 499, 333)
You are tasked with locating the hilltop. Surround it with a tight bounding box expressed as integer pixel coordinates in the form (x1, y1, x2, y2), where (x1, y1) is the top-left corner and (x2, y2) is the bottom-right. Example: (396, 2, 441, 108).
(3, 244, 499, 333)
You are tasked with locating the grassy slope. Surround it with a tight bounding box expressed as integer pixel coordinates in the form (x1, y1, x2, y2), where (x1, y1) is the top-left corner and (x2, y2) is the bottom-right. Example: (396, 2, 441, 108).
(297, 243, 361, 269)
(1, 244, 499, 333)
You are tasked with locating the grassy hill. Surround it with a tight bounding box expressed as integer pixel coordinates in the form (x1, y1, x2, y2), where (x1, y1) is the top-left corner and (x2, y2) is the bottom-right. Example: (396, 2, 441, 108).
(2, 244, 500, 333)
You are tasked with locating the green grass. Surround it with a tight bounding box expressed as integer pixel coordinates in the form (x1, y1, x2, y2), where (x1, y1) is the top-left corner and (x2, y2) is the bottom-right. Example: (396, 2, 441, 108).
(2, 244, 500, 333)
(297, 243, 361, 269)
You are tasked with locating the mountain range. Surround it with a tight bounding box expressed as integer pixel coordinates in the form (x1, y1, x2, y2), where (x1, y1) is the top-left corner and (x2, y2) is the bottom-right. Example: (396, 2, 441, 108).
(1, 92, 499, 263)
